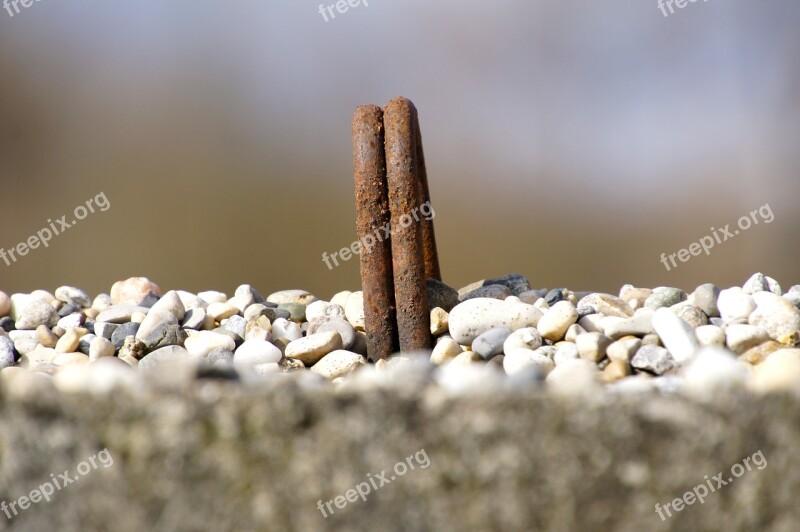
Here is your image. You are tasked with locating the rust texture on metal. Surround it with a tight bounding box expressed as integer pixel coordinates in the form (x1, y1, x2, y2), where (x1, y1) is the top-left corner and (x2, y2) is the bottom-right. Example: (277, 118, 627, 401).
(383, 97, 432, 352)
(352, 105, 398, 361)
(412, 107, 441, 282)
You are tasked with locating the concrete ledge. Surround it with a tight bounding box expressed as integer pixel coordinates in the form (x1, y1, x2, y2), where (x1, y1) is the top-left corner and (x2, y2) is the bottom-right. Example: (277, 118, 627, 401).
(0, 379, 798, 531)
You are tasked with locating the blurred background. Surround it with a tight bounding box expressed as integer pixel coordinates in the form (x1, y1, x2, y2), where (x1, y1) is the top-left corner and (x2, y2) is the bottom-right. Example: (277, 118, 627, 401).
(1, 0, 798, 299)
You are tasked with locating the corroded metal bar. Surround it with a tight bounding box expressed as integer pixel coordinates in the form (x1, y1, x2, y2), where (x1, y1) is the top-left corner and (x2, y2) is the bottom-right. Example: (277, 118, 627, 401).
(352, 105, 398, 361)
(383, 97, 431, 352)
(412, 108, 441, 282)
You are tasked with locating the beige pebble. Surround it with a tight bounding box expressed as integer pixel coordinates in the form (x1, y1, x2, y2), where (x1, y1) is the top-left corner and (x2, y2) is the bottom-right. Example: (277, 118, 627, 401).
(430, 307, 449, 336)
(430, 337, 463, 365)
(55, 330, 81, 353)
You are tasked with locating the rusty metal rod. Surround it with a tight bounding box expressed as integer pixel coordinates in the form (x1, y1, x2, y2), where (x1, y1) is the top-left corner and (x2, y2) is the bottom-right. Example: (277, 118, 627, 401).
(412, 107, 441, 282)
(352, 105, 398, 361)
(383, 97, 431, 352)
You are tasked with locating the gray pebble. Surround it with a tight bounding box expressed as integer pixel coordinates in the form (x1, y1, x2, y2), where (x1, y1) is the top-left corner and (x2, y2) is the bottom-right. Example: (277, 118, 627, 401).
(94, 321, 119, 340)
(426, 279, 459, 312)
(544, 289, 566, 306)
(472, 327, 512, 360)
(77, 334, 97, 355)
(631, 345, 675, 375)
(207, 347, 235, 365)
(278, 303, 305, 321)
(644, 287, 686, 310)
(691, 284, 720, 318)
(460, 285, 513, 302)
(221, 315, 247, 339)
(181, 308, 206, 330)
(55, 286, 92, 308)
(482, 273, 531, 295)
(112, 322, 140, 348)
(0, 336, 16, 369)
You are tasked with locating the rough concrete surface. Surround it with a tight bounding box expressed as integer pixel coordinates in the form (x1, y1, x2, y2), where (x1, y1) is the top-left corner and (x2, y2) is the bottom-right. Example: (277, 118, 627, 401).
(0, 378, 798, 531)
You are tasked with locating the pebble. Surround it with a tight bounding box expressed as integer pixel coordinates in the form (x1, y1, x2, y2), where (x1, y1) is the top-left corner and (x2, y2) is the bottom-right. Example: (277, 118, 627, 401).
(644, 287, 686, 310)
(96, 305, 150, 324)
(460, 284, 513, 302)
(310, 318, 355, 350)
(110, 277, 161, 305)
(504, 348, 554, 377)
(221, 315, 247, 340)
(576, 332, 612, 362)
(742, 272, 781, 295)
(472, 328, 512, 360)
(53, 352, 90, 366)
(77, 333, 96, 356)
(738, 340, 782, 366)
(603, 360, 631, 382)
(266, 289, 317, 306)
(344, 292, 365, 330)
(536, 301, 578, 342)
(631, 345, 675, 375)
(544, 288, 565, 305)
(717, 287, 756, 322)
(606, 336, 642, 362)
(15, 299, 58, 330)
(233, 339, 282, 370)
(198, 291, 227, 305)
(749, 349, 800, 395)
(305, 301, 345, 322)
(670, 303, 708, 328)
(619, 285, 652, 311)
(311, 350, 367, 379)
(725, 324, 770, 354)
(119, 336, 146, 360)
(36, 325, 59, 348)
(748, 291, 800, 344)
(89, 337, 115, 361)
(695, 325, 725, 347)
(181, 308, 206, 330)
(482, 274, 532, 295)
(553, 342, 580, 366)
(112, 322, 140, 348)
(55, 330, 81, 353)
(176, 291, 208, 311)
(185, 331, 236, 358)
(135, 309, 179, 344)
(285, 331, 343, 365)
(427, 279, 459, 312)
(577, 314, 603, 333)
(784, 285, 800, 309)
(56, 313, 84, 330)
(138, 345, 191, 370)
(207, 302, 239, 322)
(235, 284, 265, 304)
(430, 338, 463, 365)
(577, 293, 633, 318)
(603, 309, 655, 339)
(91, 294, 113, 312)
(683, 346, 749, 397)
(503, 327, 543, 353)
(329, 291, 352, 308)
(652, 307, 698, 364)
(55, 286, 92, 308)
(448, 298, 542, 344)
(0, 291, 10, 318)
(430, 307, 449, 336)
(564, 323, 585, 343)
(148, 290, 186, 321)
(0, 336, 15, 370)
(278, 303, 306, 322)
(690, 284, 720, 318)
(272, 318, 303, 342)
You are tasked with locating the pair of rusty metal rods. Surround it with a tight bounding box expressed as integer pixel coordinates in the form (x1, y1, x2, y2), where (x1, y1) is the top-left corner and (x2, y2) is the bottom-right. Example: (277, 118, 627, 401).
(352, 97, 440, 361)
